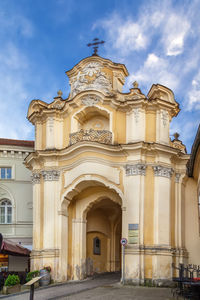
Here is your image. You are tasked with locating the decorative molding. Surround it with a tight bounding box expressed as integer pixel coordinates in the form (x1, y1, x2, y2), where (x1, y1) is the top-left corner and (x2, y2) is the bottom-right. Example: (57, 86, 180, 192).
(81, 95, 100, 106)
(50, 101, 65, 110)
(125, 164, 147, 176)
(175, 173, 181, 183)
(47, 117, 54, 133)
(69, 129, 112, 145)
(72, 218, 87, 224)
(171, 139, 187, 154)
(153, 165, 174, 178)
(161, 110, 168, 127)
(133, 108, 139, 123)
(58, 210, 68, 217)
(31, 173, 40, 184)
(41, 170, 60, 181)
(0, 190, 7, 198)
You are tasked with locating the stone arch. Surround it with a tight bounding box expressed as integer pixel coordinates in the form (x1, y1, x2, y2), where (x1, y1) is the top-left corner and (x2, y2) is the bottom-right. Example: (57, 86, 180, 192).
(60, 174, 125, 209)
(82, 193, 122, 220)
(62, 176, 123, 279)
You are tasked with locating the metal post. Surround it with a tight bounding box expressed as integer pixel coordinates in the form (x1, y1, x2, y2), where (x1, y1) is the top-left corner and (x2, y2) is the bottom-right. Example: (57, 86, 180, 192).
(30, 284, 34, 300)
(121, 244, 125, 285)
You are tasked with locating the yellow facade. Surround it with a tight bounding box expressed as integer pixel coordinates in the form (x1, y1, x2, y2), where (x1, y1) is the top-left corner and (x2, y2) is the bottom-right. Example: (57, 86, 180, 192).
(25, 55, 197, 286)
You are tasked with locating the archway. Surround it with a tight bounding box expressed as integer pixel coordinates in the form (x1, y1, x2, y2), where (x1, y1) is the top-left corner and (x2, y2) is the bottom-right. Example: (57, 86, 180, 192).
(86, 198, 122, 275)
(62, 179, 123, 280)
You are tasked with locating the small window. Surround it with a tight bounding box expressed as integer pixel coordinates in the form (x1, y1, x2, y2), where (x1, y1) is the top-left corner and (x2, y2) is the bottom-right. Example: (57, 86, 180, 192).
(93, 237, 101, 255)
(0, 168, 12, 179)
(0, 199, 12, 224)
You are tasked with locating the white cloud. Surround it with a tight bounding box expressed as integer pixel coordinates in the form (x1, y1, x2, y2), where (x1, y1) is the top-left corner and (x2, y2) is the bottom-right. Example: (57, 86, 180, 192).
(114, 21, 147, 52)
(162, 15, 190, 56)
(128, 53, 178, 91)
(187, 72, 200, 110)
(95, 13, 151, 56)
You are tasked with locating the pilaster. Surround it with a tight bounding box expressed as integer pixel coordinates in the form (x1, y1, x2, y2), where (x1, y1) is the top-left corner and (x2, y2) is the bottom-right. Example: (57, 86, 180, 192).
(72, 218, 87, 280)
(31, 172, 41, 250)
(152, 165, 174, 280)
(41, 170, 60, 250)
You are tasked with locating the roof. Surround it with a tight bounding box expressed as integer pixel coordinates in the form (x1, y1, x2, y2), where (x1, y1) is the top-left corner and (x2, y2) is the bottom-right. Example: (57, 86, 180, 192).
(0, 239, 31, 256)
(187, 124, 200, 177)
(0, 138, 34, 148)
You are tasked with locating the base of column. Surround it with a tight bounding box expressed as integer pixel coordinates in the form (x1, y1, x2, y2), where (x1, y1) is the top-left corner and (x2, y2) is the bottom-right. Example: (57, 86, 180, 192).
(31, 249, 61, 282)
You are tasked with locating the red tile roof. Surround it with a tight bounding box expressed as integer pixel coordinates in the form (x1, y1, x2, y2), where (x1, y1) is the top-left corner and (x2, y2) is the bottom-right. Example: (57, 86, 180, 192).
(1, 239, 31, 256)
(0, 138, 34, 148)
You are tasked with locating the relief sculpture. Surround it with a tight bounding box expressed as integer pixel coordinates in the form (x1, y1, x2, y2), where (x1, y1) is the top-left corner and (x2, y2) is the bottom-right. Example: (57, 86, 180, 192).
(70, 62, 112, 98)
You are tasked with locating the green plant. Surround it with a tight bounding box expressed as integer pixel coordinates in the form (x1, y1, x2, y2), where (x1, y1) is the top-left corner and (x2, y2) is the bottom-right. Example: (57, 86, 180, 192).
(44, 266, 51, 273)
(5, 274, 20, 286)
(26, 270, 40, 282)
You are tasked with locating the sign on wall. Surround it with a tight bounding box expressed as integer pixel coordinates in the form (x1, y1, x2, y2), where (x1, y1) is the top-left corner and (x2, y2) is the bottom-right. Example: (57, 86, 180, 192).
(128, 224, 139, 244)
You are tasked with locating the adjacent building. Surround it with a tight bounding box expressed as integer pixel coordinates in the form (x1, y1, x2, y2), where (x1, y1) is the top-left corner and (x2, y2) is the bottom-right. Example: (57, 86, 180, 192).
(186, 125, 200, 265)
(0, 138, 34, 271)
(25, 54, 199, 285)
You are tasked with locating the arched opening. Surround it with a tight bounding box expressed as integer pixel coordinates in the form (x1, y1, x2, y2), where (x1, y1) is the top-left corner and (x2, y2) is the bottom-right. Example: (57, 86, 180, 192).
(86, 198, 122, 275)
(62, 179, 123, 280)
(70, 106, 112, 145)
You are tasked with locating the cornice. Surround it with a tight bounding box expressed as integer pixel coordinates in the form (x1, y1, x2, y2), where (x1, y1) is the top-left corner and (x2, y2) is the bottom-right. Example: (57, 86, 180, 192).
(65, 55, 129, 78)
(26, 140, 190, 159)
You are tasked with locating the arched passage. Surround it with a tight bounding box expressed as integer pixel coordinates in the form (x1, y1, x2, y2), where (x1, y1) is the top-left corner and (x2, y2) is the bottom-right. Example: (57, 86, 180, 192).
(61, 178, 123, 280)
(86, 198, 122, 275)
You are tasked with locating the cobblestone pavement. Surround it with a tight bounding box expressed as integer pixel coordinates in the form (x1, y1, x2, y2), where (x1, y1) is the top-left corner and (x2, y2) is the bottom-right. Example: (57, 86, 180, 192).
(0, 273, 174, 300)
(62, 284, 173, 300)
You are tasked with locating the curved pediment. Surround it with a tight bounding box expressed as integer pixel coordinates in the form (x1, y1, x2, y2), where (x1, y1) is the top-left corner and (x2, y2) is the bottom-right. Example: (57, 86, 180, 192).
(66, 56, 128, 99)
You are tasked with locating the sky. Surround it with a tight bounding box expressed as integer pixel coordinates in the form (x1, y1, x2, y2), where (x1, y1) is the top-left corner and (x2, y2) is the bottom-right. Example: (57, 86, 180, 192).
(0, 0, 199, 153)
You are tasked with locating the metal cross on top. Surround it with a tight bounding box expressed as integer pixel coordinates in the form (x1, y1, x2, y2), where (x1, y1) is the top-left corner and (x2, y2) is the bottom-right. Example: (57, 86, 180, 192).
(87, 38, 105, 56)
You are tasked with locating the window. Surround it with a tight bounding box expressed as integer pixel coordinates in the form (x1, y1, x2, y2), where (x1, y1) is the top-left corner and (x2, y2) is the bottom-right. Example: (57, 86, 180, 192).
(0, 199, 12, 224)
(93, 237, 101, 255)
(0, 167, 12, 179)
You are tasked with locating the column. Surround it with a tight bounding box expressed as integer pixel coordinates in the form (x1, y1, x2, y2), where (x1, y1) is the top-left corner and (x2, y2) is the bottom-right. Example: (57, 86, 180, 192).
(57, 199, 69, 281)
(152, 165, 173, 281)
(31, 172, 42, 270)
(41, 170, 60, 280)
(123, 163, 146, 284)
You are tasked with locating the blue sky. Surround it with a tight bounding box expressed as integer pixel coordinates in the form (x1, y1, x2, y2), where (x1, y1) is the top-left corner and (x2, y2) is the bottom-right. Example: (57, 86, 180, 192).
(0, 0, 199, 152)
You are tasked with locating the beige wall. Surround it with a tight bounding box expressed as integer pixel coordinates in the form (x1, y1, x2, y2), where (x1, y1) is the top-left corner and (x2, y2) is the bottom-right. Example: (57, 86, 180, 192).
(0, 145, 33, 247)
(185, 178, 200, 264)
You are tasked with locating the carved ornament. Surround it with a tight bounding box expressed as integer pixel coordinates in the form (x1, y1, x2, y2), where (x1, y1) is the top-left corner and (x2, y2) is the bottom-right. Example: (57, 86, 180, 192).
(31, 172, 40, 184)
(175, 173, 181, 183)
(153, 165, 174, 178)
(41, 170, 60, 181)
(125, 164, 147, 176)
(70, 62, 112, 98)
(81, 95, 100, 106)
(134, 108, 139, 123)
(161, 110, 168, 127)
(49, 100, 65, 110)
